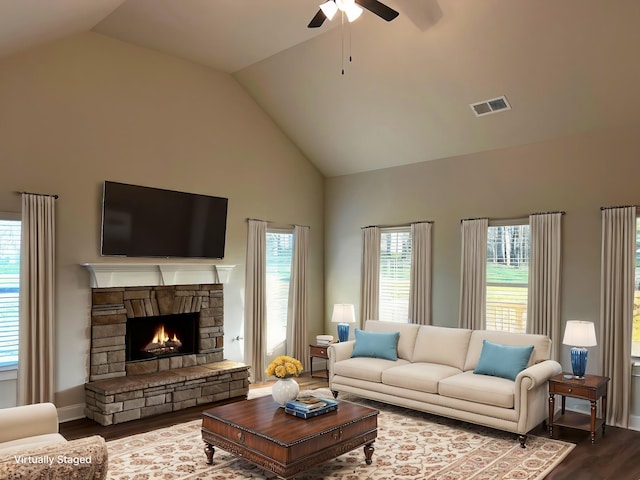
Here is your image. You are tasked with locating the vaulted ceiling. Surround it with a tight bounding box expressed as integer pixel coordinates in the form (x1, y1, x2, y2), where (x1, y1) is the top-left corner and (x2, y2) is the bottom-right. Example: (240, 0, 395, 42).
(2, 0, 640, 176)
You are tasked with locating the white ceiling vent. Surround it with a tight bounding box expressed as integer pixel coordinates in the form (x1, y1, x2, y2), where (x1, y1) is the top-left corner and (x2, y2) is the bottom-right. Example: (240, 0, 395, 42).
(470, 95, 511, 117)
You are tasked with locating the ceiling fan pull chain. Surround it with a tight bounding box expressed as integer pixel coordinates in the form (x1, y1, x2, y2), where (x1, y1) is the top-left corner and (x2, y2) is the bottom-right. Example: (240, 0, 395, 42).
(349, 21, 353, 64)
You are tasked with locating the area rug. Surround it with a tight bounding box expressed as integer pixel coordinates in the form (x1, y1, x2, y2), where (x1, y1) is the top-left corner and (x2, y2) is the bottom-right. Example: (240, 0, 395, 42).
(106, 389, 574, 480)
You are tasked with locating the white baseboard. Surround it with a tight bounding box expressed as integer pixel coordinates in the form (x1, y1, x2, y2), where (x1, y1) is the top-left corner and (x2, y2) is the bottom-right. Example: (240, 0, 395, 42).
(629, 415, 640, 431)
(57, 403, 86, 423)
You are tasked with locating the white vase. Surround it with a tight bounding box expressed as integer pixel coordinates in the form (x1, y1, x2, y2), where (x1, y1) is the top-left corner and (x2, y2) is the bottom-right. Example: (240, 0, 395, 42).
(271, 377, 299, 407)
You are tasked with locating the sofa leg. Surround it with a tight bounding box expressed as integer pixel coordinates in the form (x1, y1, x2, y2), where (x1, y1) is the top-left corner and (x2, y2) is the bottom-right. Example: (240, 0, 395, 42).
(518, 435, 527, 448)
(332, 390, 338, 399)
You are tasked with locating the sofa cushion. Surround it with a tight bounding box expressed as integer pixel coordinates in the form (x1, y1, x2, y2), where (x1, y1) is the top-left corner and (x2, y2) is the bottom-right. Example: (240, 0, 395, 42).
(333, 357, 409, 383)
(438, 371, 516, 409)
(464, 330, 552, 372)
(381, 363, 462, 393)
(352, 329, 400, 361)
(411, 325, 472, 369)
(363, 320, 421, 361)
(474, 340, 534, 381)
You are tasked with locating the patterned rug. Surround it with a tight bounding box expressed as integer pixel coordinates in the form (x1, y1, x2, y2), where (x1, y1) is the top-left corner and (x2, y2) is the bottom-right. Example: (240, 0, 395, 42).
(106, 389, 574, 480)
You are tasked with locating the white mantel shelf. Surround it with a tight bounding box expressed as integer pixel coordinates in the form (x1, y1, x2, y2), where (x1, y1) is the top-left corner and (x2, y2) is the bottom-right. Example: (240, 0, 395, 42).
(82, 263, 235, 288)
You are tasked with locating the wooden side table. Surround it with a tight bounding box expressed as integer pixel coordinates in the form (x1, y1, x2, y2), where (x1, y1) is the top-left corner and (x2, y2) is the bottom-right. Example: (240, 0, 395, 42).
(548, 372, 610, 444)
(309, 344, 330, 378)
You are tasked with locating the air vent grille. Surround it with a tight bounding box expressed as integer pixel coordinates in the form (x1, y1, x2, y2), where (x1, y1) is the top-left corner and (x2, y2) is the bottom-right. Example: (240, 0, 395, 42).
(470, 95, 511, 117)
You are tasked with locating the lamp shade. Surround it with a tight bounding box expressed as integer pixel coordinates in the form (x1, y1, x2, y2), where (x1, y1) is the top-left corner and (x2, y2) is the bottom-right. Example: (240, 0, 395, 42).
(562, 321, 597, 347)
(331, 304, 356, 324)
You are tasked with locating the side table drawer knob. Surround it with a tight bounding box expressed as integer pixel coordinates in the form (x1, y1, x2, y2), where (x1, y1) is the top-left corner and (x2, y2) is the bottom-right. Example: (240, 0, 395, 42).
(568, 388, 572, 393)
(237, 431, 245, 443)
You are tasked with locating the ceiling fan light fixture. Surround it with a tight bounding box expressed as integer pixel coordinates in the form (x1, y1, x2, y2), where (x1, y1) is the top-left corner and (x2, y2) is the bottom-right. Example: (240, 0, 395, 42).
(345, 4, 363, 22)
(319, 1, 338, 21)
(334, 0, 363, 22)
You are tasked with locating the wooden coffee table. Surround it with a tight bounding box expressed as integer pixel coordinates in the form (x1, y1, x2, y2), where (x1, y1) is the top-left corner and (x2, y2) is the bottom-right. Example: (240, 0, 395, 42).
(201, 395, 378, 479)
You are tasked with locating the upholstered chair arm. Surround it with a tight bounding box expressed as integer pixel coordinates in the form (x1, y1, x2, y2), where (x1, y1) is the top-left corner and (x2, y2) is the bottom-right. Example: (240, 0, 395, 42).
(0, 435, 108, 480)
(0, 403, 59, 444)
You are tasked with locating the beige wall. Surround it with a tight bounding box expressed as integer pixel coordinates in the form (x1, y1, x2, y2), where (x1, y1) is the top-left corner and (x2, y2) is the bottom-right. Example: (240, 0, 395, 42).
(0, 32, 324, 411)
(324, 122, 640, 374)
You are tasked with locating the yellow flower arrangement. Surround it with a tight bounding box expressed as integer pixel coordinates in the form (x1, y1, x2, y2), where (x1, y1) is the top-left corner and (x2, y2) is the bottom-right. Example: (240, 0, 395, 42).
(265, 355, 304, 379)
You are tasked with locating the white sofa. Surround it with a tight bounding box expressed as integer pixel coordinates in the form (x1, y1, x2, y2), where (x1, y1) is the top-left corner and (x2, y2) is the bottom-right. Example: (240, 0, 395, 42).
(0, 402, 108, 479)
(328, 320, 562, 447)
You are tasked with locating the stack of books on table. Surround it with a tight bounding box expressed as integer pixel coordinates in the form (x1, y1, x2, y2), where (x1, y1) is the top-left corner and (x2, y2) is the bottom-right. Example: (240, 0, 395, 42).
(284, 396, 338, 419)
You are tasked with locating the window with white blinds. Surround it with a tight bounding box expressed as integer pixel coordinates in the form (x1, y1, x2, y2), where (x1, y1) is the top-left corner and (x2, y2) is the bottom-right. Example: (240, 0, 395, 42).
(0, 219, 20, 369)
(265, 230, 293, 363)
(379, 227, 412, 323)
(486, 223, 530, 333)
(633, 218, 640, 357)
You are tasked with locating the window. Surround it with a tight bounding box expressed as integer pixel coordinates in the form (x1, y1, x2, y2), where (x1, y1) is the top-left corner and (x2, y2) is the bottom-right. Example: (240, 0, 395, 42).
(0, 218, 21, 369)
(379, 227, 412, 323)
(633, 218, 640, 357)
(265, 230, 293, 364)
(486, 223, 530, 333)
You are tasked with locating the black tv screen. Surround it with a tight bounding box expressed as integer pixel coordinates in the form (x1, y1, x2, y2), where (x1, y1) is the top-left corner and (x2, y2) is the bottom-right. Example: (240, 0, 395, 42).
(101, 181, 228, 259)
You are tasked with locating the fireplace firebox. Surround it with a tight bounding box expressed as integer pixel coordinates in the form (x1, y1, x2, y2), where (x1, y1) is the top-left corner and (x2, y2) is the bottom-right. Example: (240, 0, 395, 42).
(126, 313, 198, 362)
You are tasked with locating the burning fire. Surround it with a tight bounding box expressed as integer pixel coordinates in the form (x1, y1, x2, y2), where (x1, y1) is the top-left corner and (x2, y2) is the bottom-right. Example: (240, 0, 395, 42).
(143, 324, 182, 355)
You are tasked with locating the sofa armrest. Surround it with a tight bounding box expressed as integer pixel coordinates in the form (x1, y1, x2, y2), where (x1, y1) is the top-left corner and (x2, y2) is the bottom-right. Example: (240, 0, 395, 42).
(516, 360, 562, 391)
(328, 341, 355, 364)
(0, 435, 108, 480)
(327, 341, 355, 387)
(0, 403, 59, 444)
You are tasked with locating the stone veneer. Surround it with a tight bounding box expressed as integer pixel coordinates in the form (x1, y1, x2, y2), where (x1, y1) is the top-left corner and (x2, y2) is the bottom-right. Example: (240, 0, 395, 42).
(85, 360, 249, 426)
(85, 283, 250, 425)
(89, 283, 225, 381)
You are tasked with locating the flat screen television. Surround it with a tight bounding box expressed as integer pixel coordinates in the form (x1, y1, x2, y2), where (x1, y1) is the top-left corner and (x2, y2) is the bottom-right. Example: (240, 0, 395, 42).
(101, 181, 228, 259)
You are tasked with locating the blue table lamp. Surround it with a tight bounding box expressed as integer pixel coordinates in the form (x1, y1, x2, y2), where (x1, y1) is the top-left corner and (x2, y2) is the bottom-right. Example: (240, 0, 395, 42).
(562, 320, 597, 379)
(331, 304, 356, 342)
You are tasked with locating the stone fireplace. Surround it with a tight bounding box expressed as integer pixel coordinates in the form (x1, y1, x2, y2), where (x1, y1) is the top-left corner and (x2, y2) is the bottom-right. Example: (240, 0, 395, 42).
(88, 283, 224, 381)
(83, 264, 249, 426)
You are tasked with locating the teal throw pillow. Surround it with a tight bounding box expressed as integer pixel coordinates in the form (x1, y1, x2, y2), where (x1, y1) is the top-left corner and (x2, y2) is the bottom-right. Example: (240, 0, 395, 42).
(474, 340, 534, 381)
(351, 329, 400, 361)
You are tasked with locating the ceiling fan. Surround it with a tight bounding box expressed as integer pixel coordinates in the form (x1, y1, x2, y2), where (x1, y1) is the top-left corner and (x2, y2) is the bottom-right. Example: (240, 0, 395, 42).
(308, 0, 399, 28)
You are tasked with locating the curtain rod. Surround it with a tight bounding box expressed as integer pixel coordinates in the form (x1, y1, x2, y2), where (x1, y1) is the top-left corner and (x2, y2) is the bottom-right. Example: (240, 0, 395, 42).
(16, 191, 59, 199)
(246, 218, 310, 229)
(530, 210, 565, 216)
(461, 211, 565, 223)
(361, 220, 433, 229)
(600, 205, 638, 210)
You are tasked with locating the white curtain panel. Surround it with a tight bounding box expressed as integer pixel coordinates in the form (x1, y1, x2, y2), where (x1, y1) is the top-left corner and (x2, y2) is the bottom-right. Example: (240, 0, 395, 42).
(360, 226, 380, 325)
(18, 193, 56, 405)
(527, 212, 562, 360)
(287, 225, 309, 368)
(409, 222, 432, 325)
(600, 206, 635, 428)
(244, 219, 267, 383)
(459, 218, 488, 330)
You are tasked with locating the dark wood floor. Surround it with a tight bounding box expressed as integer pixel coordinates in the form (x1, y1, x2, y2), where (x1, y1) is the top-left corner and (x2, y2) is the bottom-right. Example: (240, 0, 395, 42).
(61, 374, 640, 480)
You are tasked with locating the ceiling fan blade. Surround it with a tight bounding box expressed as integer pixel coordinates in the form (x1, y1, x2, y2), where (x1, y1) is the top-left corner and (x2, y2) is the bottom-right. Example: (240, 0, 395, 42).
(355, 0, 399, 21)
(308, 9, 327, 28)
